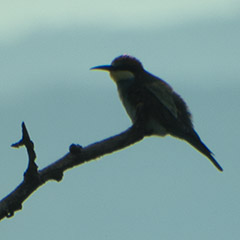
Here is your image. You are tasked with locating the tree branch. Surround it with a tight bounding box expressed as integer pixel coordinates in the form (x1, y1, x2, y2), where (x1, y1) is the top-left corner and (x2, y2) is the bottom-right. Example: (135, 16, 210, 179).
(0, 121, 145, 221)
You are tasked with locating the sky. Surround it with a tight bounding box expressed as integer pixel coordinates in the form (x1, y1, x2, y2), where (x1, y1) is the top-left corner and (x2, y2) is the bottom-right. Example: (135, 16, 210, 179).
(1, 1, 240, 239)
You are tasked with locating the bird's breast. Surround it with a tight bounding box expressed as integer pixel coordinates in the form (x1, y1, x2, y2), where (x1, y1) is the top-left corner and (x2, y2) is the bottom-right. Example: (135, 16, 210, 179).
(117, 82, 137, 122)
(116, 81, 167, 136)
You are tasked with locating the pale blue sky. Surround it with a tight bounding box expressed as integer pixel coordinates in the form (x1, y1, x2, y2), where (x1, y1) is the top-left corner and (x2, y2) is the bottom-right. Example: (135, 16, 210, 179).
(1, 1, 240, 239)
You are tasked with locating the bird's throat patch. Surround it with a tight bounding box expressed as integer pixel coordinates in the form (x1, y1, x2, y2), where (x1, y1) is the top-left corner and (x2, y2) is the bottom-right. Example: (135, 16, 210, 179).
(110, 70, 135, 82)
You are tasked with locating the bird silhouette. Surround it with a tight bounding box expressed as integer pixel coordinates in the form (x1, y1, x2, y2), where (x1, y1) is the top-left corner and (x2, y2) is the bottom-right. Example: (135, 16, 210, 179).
(91, 55, 223, 171)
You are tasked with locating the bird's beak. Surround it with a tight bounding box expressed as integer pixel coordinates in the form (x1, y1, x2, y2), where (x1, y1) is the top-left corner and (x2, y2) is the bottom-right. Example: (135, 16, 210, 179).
(90, 65, 114, 71)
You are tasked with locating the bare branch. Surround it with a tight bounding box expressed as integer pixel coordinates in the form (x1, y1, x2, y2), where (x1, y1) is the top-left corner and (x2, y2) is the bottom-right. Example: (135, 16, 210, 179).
(0, 121, 145, 221)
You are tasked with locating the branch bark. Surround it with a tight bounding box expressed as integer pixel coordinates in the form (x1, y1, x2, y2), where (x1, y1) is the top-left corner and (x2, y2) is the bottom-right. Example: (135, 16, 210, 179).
(0, 121, 145, 221)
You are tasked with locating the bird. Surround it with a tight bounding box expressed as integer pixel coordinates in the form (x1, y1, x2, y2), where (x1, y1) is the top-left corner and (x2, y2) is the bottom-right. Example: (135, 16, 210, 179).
(91, 54, 223, 171)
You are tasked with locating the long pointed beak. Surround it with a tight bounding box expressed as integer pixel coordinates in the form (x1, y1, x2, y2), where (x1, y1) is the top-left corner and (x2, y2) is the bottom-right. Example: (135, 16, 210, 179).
(90, 65, 114, 71)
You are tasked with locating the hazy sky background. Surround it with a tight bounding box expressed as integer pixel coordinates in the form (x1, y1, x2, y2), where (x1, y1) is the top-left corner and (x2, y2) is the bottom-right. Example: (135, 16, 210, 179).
(1, 1, 240, 239)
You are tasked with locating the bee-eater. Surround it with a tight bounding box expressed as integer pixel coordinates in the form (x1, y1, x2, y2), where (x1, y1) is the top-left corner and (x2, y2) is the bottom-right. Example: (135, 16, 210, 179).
(91, 55, 223, 171)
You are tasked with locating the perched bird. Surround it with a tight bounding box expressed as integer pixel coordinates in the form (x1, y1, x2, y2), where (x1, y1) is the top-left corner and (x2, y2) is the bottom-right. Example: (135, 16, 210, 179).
(91, 55, 223, 171)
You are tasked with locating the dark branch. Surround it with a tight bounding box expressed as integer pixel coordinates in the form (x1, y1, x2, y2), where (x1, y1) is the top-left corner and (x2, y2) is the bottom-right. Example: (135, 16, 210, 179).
(0, 121, 145, 221)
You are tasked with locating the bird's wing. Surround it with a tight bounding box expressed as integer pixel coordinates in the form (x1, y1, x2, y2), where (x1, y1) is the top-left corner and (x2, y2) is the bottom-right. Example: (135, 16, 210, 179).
(144, 76, 178, 118)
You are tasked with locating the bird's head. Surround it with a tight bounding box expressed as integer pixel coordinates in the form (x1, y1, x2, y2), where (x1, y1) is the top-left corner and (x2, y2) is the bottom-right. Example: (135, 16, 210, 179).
(91, 55, 144, 83)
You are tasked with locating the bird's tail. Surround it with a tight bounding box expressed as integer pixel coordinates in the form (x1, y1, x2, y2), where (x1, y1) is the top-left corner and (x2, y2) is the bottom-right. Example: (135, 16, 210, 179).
(184, 130, 223, 171)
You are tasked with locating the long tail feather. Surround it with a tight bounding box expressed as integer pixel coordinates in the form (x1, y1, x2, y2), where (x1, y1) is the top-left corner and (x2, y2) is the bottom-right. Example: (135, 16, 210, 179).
(184, 130, 223, 171)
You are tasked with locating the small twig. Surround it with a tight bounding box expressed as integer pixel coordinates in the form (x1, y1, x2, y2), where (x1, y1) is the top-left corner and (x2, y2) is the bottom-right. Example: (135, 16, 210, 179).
(12, 122, 38, 181)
